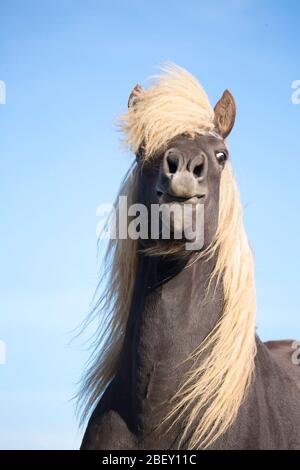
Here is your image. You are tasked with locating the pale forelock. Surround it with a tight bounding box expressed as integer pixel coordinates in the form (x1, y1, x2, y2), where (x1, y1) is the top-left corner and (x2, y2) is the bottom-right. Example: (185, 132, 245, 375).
(119, 63, 215, 158)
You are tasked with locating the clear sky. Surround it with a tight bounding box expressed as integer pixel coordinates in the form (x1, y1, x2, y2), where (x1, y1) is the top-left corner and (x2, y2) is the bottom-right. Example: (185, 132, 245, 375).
(0, 0, 299, 449)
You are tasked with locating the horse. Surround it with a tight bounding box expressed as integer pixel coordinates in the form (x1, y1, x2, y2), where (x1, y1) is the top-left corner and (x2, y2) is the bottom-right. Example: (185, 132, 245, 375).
(78, 64, 300, 450)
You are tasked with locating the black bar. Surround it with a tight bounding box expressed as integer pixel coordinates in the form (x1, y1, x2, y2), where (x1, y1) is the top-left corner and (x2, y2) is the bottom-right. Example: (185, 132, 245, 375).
(0, 450, 299, 466)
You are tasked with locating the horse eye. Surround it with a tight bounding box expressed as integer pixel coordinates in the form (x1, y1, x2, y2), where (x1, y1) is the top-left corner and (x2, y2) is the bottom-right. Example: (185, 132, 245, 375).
(215, 151, 227, 165)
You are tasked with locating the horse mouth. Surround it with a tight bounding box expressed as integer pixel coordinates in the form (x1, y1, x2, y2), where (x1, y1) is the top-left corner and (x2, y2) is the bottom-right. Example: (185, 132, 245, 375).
(156, 190, 206, 204)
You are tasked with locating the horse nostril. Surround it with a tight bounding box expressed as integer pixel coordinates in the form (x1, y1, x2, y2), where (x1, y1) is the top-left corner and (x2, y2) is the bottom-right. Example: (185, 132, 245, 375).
(167, 155, 178, 174)
(193, 163, 204, 178)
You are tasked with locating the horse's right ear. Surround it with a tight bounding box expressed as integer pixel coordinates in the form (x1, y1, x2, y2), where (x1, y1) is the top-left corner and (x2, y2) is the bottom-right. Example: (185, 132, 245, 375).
(128, 84, 143, 108)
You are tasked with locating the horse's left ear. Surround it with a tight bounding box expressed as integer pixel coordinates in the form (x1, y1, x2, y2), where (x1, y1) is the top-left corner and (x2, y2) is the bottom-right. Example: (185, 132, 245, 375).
(214, 90, 236, 139)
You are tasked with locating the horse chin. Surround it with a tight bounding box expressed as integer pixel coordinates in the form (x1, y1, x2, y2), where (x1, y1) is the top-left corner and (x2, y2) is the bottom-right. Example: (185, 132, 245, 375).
(138, 201, 205, 256)
(160, 201, 203, 243)
(168, 213, 194, 237)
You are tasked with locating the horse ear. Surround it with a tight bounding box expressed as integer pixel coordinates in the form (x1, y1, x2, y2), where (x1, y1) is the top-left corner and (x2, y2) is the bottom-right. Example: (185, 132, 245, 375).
(214, 90, 236, 139)
(128, 84, 143, 108)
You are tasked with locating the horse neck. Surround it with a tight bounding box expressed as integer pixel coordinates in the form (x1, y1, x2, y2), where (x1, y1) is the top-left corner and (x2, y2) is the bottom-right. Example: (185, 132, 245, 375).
(117, 249, 224, 433)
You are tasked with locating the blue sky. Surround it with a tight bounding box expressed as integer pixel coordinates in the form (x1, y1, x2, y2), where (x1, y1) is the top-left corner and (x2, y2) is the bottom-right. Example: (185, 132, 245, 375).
(0, 0, 299, 449)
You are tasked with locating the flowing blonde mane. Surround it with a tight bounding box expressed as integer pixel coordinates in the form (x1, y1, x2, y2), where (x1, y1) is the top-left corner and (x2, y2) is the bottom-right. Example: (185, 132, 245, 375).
(78, 64, 257, 449)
